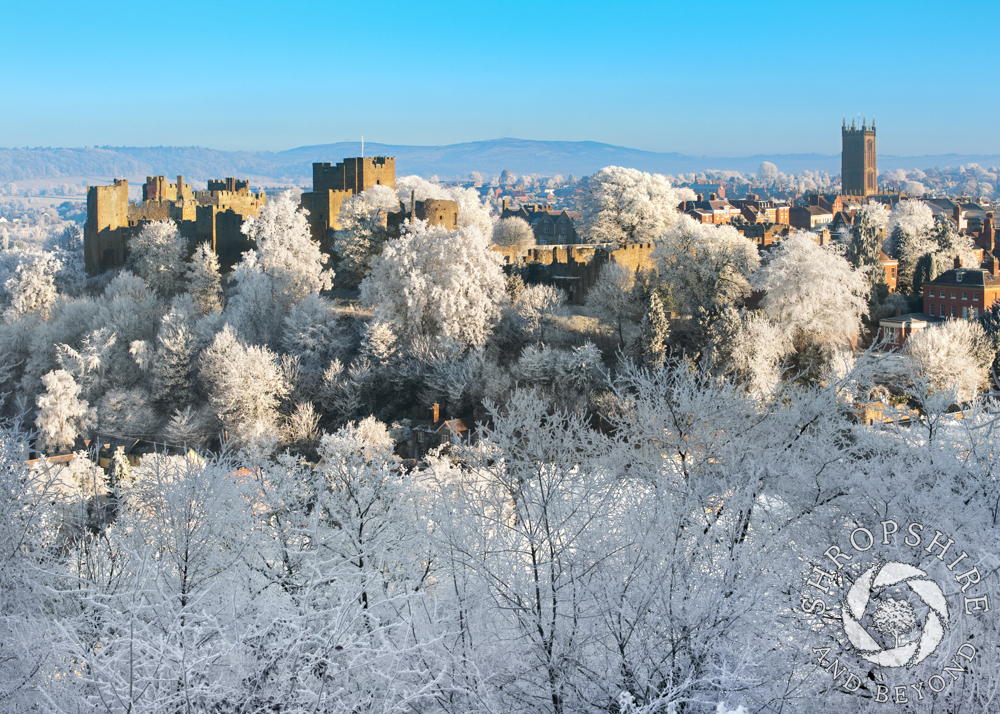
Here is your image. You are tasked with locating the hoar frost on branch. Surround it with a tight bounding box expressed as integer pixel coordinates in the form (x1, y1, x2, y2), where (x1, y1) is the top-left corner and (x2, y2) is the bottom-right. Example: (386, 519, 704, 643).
(753, 231, 870, 351)
(578, 166, 693, 243)
(360, 222, 507, 347)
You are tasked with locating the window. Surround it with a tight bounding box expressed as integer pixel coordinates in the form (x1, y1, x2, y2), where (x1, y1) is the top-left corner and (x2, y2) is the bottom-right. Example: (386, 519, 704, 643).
(929, 304, 935, 316)
(929, 290, 935, 297)
(951, 306, 957, 317)
(951, 292, 957, 299)
(962, 292, 968, 301)
(973, 293, 979, 301)
(973, 307, 979, 318)
(963, 307, 968, 318)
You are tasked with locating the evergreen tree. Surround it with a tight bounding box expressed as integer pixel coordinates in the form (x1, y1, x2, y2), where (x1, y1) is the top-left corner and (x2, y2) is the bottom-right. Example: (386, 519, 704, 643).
(186, 242, 223, 316)
(639, 291, 669, 368)
(151, 298, 197, 410)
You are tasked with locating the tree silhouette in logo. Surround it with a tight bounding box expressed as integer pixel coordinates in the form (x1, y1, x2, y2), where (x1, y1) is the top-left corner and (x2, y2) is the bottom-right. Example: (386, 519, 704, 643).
(872, 598, 917, 649)
(842, 561, 949, 668)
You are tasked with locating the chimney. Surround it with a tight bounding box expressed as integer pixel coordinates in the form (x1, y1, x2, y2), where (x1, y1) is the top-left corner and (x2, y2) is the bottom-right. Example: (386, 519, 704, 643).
(895, 307, 902, 316)
(502, 197, 509, 212)
(696, 193, 703, 202)
(954, 255, 961, 270)
(953, 203, 962, 222)
(709, 192, 717, 201)
(431, 402, 440, 424)
(993, 255, 999, 278)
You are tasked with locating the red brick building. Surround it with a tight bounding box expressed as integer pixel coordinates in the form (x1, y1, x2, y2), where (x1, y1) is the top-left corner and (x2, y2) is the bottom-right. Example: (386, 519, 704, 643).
(923, 261, 1000, 319)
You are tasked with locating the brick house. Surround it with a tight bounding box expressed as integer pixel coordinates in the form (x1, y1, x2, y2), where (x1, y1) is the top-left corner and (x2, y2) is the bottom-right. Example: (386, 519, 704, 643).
(923, 260, 1000, 319)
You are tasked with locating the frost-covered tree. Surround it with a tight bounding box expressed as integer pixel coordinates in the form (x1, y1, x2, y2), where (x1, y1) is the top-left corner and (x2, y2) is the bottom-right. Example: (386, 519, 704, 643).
(185, 241, 223, 315)
(239, 190, 334, 305)
(905, 319, 994, 401)
(360, 223, 507, 346)
(638, 291, 670, 368)
(753, 232, 870, 352)
(930, 214, 978, 270)
(492, 216, 535, 249)
(397, 175, 495, 235)
(585, 261, 643, 346)
(2, 250, 61, 323)
(886, 200, 935, 294)
(199, 325, 289, 445)
(95, 388, 158, 439)
(149, 297, 197, 410)
(332, 184, 400, 284)
(126, 220, 187, 297)
(653, 218, 759, 317)
(846, 203, 889, 276)
(578, 166, 692, 243)
(35, 369, 94, 453)
(757, 161, 779, 185)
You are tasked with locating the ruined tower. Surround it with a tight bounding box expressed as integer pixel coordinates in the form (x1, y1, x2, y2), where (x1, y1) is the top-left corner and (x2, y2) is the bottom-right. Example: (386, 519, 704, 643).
(842, 118, 877, 196)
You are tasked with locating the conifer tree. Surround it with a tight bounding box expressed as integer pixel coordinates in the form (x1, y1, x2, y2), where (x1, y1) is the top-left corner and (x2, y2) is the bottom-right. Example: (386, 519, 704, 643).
(186, 242, 224, 316)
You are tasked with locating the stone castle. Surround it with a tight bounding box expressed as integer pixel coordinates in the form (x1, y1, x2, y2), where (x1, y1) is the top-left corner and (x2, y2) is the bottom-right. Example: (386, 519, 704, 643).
(301, 156, 458, 248)
(84, 175, 266, 273)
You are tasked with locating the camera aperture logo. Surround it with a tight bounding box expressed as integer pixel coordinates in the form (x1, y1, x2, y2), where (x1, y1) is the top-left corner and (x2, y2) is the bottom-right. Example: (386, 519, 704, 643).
(798, 518, 991, 705)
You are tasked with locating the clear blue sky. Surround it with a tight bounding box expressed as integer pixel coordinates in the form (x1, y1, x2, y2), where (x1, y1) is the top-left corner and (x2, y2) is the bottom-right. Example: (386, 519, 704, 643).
(3, 0, 997, 156)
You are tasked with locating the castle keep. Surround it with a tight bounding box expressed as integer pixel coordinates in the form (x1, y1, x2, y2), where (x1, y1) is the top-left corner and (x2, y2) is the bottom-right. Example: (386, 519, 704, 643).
(842, 118, 877, 196)
(84, 175, 267, 273)
(301, 157, 397, 248)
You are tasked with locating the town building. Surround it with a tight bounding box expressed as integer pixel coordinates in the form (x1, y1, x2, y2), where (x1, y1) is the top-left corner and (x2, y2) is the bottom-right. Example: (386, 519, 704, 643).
(500, 202, 579, 244)
(923, 259, 1000, 319)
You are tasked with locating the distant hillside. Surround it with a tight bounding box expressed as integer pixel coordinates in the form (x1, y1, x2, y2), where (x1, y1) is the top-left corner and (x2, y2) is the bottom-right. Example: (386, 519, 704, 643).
(1, 139, 998, 185)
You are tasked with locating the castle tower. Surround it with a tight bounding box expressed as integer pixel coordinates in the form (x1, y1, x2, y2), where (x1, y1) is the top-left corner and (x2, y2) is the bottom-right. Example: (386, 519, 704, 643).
(842, 118, 877, 196)
(84, 179, 130, 273)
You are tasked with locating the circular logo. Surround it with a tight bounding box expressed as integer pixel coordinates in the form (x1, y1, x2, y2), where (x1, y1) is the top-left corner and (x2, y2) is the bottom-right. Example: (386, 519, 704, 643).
(842, 561, 949, 668)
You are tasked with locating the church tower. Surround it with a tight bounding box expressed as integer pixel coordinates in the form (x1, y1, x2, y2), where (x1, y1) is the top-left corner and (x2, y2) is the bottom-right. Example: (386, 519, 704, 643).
(841, 118, 877, 196)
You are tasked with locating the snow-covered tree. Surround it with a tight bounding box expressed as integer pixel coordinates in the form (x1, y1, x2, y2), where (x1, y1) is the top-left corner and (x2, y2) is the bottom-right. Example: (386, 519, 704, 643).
(333, 184, 400, 284)
(752, 232, 869, 352)
(239, 190, 334, 305)
(126, 220, 187, 297)
(578, 166, 692, 243)
(492, 216, 535, 249)
(185, 241, 223, 315)
(360, 223, 507, 346)
(35, 369, 94, 453)
(638, 291, 670, 368)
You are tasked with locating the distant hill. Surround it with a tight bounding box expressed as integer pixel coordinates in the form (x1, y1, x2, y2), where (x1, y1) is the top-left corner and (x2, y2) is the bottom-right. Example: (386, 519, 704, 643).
(1, 139, 998, 186)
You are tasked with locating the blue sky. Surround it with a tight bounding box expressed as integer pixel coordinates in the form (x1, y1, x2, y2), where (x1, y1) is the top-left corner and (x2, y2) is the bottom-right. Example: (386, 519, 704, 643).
(3, 0, 997, 156)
